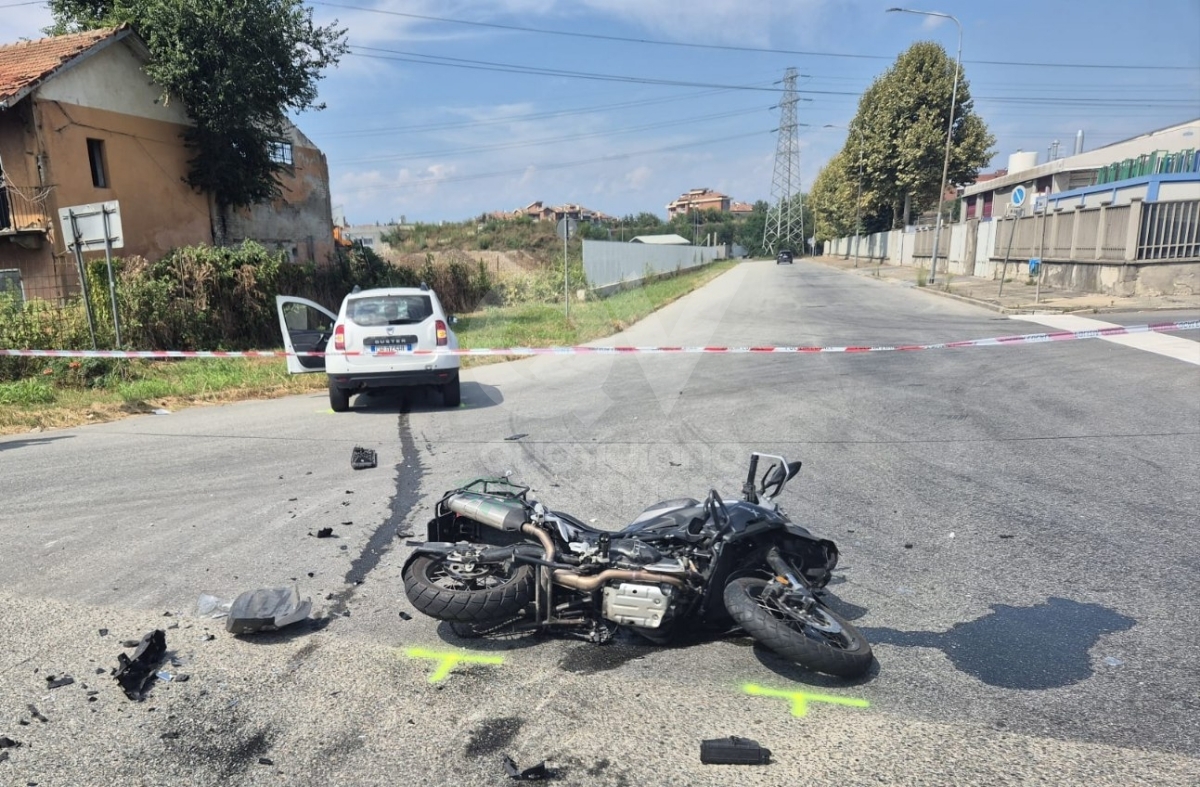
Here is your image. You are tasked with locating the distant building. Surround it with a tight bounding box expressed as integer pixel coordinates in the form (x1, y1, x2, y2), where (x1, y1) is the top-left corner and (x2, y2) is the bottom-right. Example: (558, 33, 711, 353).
(510, 201, 613, 224)
(666, 188, 730, 218)
(729, 201, 755, 215)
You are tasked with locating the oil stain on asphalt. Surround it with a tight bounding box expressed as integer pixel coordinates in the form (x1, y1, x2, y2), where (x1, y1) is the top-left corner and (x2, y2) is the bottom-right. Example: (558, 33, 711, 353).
(862, 597, 1135, 690)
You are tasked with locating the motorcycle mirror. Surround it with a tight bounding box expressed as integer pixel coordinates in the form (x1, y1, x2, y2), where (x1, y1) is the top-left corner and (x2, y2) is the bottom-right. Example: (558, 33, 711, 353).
(786, 460, 802, 481)
(760, 463, 785, 496)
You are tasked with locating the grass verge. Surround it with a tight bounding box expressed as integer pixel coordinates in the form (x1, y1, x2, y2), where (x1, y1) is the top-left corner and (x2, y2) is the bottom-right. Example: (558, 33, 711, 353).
(1, 260, 738, 435)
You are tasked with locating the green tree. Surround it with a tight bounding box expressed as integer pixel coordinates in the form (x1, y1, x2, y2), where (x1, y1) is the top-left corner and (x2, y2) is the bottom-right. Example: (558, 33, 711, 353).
(48, 0, 347, 210)
(831, 41, 994, 231)
(810, 152, 857, 242)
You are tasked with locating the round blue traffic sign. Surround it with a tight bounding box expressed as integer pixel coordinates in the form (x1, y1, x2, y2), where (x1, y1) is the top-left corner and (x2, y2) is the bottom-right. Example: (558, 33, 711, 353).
(1012, 185, 1027, 208)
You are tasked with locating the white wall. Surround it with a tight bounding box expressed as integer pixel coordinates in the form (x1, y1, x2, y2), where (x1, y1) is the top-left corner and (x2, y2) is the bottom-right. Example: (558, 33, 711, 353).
(36, 39, 191, 125)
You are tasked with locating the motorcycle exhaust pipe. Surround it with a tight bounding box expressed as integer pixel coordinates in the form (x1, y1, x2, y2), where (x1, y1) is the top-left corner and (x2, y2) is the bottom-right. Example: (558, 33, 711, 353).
(552, 568, 685, 591)
(447, 493, 527, 532)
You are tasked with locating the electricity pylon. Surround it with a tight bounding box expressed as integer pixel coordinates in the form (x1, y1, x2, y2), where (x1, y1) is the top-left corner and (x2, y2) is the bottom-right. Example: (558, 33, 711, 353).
(763, 67, 803, 256)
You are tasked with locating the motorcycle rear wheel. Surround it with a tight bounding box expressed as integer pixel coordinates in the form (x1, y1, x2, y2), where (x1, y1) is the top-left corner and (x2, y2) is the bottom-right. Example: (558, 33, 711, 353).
(403, 554, 534, 623)
(724, 577, 873, 678)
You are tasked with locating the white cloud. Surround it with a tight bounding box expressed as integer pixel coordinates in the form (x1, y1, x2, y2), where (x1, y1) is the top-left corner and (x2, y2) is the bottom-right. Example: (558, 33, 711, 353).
(624, 165, 653, 190)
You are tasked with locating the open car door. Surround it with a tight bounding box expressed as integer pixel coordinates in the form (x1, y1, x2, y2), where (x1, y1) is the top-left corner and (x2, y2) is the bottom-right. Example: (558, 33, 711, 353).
(275, 295, 337, 374)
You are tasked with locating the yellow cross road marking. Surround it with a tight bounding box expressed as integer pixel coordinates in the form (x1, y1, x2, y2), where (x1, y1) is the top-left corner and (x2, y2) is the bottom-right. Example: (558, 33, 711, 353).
(742, 683, 870, 717)
(404, 647, 505, 682)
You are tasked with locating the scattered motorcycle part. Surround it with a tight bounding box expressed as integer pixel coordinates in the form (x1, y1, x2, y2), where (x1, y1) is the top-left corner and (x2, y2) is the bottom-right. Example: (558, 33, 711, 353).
(700, 736, 772, 765)
(114, 630, 167, 700)
(351, 446, 377, 469)
(225, 587, 312, 634)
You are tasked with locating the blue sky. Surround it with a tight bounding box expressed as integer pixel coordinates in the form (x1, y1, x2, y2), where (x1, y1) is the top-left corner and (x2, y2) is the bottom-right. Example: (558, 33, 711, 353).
(5, 1, 1199, 224)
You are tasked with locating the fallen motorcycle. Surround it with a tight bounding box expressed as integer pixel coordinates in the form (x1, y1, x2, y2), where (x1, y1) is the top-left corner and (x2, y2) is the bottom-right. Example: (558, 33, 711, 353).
(402, 453, 873, 678)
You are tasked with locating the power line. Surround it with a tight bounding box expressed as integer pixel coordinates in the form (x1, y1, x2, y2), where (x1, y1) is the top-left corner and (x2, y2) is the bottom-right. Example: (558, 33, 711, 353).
(313, 1, 1199, 72)
(348, 46, 818, 95)
(332, 105, 769, 165)
(313, 85, 759, 139)
(347, 47, 1196, 109)
(337, 129, 774, 195)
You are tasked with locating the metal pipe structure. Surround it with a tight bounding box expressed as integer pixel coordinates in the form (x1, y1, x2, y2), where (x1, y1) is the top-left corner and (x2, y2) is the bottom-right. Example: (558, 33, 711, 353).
(887, 8, 962, 285)
(824, 124, 866, 267)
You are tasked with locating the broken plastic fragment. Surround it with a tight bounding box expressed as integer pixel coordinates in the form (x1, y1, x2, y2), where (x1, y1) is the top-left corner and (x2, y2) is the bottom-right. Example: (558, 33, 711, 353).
(226, 587, 312, 634)
(196, 594, 233, 617)
(315, 527, 334, 538)
(114, 630, 167, 701)
(700, 736, 772, 765)
(0, 736, 21, 749)
(45, 674, 75, 689)
(502, 755, 550, 780)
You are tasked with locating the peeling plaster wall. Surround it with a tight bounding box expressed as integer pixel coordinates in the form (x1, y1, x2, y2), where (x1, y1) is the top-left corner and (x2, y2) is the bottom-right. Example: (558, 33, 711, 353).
(221, 126, 335, 265)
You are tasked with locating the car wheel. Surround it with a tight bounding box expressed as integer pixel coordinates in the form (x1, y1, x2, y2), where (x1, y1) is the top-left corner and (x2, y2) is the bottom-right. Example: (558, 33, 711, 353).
(442, 374, 461, 408)
(328, 379, 351, 412)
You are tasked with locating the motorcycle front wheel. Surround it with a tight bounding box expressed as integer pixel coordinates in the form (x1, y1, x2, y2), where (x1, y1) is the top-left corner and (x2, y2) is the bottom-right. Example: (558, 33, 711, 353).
(724, 577, 873, 678)
(403, 554, 534, 623)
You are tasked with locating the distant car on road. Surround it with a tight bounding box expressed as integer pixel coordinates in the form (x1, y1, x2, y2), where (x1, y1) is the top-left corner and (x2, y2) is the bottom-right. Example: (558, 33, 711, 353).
(776, 249, 794, 264)
(276, 286, 460, 412)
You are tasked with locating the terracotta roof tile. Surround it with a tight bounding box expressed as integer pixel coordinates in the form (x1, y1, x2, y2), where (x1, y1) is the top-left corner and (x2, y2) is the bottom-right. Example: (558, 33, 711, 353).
(0, 26, 125, 106)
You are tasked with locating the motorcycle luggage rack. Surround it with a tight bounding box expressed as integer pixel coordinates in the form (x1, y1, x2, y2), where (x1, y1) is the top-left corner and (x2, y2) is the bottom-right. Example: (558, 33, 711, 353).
(458, 476, 531, 500)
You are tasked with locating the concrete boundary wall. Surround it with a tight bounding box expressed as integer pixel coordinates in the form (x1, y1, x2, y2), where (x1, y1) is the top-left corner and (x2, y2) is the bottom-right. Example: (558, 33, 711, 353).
(583, 240, 725, 291)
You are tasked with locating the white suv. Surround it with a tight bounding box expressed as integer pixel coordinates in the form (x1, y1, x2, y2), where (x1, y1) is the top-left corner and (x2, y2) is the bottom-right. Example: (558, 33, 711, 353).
(275, 286, 461, 412)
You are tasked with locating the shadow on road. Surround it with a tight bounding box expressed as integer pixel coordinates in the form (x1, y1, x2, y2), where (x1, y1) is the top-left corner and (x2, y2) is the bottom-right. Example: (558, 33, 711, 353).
(345, 381, 504, 414)
(0, 435, 74, 452)
(860, 597, 1136, 690)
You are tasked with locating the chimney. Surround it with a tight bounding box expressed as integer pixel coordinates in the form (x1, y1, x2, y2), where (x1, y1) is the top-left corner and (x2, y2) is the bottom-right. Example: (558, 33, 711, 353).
(1074, 130, 1085, 156)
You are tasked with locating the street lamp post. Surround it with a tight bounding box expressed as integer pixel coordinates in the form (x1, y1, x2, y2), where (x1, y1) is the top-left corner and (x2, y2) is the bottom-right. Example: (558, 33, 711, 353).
(824, 124, 865, 267)
(887, 7, 962, 286)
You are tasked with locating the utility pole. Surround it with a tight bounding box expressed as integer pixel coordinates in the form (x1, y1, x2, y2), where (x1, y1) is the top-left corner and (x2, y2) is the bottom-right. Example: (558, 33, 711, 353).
(763, 68, 802, 257)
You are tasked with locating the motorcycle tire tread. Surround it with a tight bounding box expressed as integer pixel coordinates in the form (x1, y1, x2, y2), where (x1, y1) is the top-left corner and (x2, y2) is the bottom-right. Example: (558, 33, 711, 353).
(403, 555, 535, 623)
(723, 577, 873, 678)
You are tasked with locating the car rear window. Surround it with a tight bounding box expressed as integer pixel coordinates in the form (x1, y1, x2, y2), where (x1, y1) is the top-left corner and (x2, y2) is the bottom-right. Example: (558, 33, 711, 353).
(346, 295, 433, 327)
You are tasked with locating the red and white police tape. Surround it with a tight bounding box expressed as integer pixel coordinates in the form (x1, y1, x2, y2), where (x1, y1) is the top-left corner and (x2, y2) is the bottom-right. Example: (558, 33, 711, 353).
(2, 320, 1196, 359)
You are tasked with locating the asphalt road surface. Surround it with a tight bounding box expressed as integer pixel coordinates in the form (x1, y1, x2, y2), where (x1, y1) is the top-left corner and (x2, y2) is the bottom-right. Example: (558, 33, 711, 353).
(2, 260, 1198, 786)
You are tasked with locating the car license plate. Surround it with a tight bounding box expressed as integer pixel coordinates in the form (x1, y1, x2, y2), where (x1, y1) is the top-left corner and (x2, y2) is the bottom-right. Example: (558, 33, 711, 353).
(369, 343, 412, 354)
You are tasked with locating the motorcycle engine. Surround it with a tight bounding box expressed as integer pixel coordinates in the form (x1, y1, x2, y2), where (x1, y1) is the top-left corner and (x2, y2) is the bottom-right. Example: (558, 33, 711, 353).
(601, 582, 673, 629)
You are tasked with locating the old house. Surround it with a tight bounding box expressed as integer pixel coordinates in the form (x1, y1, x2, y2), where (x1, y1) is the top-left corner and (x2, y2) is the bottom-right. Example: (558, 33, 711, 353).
(0, 26, 334, 301)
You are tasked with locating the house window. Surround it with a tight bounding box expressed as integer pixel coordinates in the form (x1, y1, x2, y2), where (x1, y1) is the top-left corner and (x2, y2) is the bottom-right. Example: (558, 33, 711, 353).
(269, 141, 294, 166)
(87, 138, 109, 188)
(0, 269, 25, 303)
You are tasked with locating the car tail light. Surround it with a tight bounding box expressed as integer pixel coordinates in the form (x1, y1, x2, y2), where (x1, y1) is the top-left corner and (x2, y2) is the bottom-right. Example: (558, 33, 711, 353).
(333, 324, 345, 351)
(435, 319, 448, 346)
